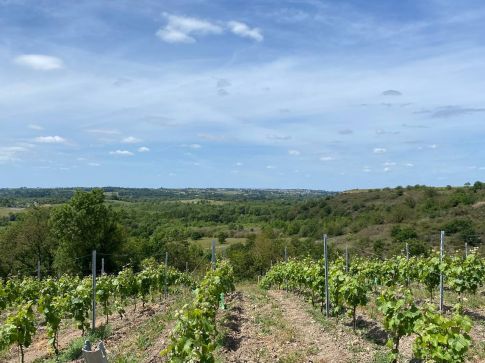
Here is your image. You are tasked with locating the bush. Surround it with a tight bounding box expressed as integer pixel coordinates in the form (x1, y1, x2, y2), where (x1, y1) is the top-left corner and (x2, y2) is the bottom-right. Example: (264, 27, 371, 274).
(391, 226, 418, 242)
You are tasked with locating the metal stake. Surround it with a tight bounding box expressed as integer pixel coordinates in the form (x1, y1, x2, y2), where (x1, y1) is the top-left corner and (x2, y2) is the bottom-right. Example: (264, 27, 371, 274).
(211, 239, 216, 270)
(439, 231, 445, 313)
(164, 252, 168, 298)
(324, 234, 330, 318)
(92, 250, 96, 331)
(345, 246, 349, 273)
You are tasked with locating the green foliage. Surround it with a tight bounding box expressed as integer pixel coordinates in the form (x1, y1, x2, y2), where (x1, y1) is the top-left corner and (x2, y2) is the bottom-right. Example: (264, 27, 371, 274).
(417, 253, 445, 300)
(413, 304, 472, 363)
(37, 279, 67, 356)
(391, 225, 418, 242)
(340, 275, 368, 331)
(217, 231, 228, 244)
(161, 261, 235, 362)
(377, 287, 421, 363)
(96, 275, 114, 324)
(448, 252, 485, 296)
(0, 206, 54, 277)
(0, 302, 37, 362)
(66, 279, 92, 336)
(50, 189, 125, 274)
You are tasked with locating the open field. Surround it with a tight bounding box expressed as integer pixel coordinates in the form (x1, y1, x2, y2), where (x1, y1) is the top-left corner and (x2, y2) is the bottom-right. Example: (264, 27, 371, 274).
(192, 237, 247, 251)
(0, 207, 24, 217)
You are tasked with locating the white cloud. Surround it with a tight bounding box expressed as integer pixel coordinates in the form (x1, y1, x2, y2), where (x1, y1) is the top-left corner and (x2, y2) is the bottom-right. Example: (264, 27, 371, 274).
(235, 162, 243, 166)
(28, 124, 43, 130)
(14, 54, 63, 70)
(288, 149, 300, 156)
(0, 146, 29, 163)
(182, 143, 201, 149)
(373, 147, 387, 154)
(383, 161, 396, 166)
(405, 163, 414, 167)
(227, 21, 263, 42)
(109, 150, 134, 156)
(266, 165, 276, 169)
(169, 172, 176, 176)
(429, 144, 438, 149)
(88, 162, 101, 167)
(198, 133, 225, 141)
(156, 14, 223, 43)
(156, 15, 263, 44)
(138, 146, 150, 152)
(384, 167, 391, 172)
(320, 156, 334, 161)
(34, 136, 66, 144)
(122, 136, 141, 144)
(363, 167, 371, 172)
(87, 128, 120, 135)
(267, 134, 291, 141)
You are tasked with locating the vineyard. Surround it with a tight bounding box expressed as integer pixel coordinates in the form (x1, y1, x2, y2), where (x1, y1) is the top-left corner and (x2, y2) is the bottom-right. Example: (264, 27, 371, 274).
(260, 248, 485, 363)
(0, 249, 483, 362)
(0, 259, 193, 362)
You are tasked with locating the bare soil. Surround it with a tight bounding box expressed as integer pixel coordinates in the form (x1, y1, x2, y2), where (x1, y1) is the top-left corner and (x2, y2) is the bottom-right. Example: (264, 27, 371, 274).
(218, 286, 381, 363)
(5, 299, 175, 363)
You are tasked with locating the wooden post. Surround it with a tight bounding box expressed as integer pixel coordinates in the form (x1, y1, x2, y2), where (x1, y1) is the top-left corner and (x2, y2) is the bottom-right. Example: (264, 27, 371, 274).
(324, 234, 330, 318)
(439, 231, 445, 313)
(92, 250, 96, 331)
(465, 242, 468, 258)
(284, 246, 288, 262)
(101, 258, 105, 275)
(37, 260, 41, 280)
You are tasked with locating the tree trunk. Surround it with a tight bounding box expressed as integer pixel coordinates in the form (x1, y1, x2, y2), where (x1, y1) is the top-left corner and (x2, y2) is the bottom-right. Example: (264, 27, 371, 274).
(391, 336, 400, 363)
(20, 344, 24, 363)
(352, 306, 356, 332)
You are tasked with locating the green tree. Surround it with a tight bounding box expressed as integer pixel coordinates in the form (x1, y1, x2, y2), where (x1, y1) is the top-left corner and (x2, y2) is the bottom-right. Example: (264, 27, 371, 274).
(0, 206, 54, 278)
(50, 189, 124, 274)
(217, 231, 228, 244)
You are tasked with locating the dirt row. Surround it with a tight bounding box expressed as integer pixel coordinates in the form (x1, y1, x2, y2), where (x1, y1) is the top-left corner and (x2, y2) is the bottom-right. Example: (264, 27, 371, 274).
(5, 296, 181, 363)
(218, 286, 383, 363)
(218, 286, 485, 363)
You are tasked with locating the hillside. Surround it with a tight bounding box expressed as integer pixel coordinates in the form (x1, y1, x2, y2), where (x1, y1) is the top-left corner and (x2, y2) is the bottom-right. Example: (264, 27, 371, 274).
(0, 184, 484, 280)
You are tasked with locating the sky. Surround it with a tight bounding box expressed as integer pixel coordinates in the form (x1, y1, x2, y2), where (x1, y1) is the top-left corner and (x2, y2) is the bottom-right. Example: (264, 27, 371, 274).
(1, 0, 485, 190)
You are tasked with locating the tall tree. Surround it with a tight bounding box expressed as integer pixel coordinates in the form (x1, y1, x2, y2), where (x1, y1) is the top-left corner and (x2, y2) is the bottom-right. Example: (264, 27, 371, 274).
(0, 206, 54, 277)
(50, 189, 124, 274)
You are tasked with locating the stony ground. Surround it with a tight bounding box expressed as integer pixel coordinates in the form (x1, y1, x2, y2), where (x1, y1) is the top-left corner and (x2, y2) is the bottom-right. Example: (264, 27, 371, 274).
(217, 284, 485, 363)
(217, 284, 386, 363)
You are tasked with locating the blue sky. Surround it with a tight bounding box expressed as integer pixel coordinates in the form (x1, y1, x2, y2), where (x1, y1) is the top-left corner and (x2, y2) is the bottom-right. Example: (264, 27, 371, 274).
(1, 0, 485, 190)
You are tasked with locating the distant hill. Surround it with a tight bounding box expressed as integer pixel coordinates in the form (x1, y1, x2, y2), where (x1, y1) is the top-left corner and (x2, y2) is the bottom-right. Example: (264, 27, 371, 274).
(0, 187, 335, 207)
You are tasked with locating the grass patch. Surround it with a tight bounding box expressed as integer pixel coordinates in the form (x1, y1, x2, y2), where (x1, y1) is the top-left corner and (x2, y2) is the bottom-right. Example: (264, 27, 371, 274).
(193, 237, 247, 251)
(38, 324, 112, 363)
(109, 290, 189, 361)
(0, 207, 24, 217)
